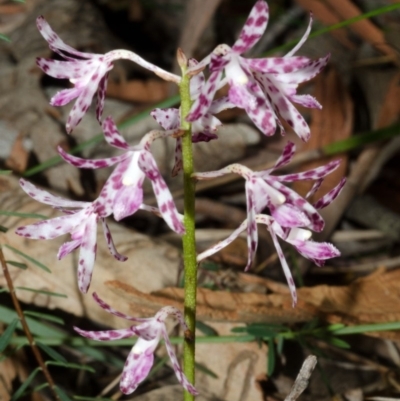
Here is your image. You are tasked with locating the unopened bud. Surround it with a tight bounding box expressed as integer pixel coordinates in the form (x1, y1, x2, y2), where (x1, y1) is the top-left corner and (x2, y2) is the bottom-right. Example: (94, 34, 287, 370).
(177, 48, 188, 69)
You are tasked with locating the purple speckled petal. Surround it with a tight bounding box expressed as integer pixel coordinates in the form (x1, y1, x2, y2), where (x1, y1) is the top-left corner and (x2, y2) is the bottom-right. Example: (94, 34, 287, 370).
(50, 86, 82, 107)
(290, 94, 322, 109)
(113, 183, 144, 221)
(96, 72, 109, 123)
(120, 340, 156, 394)
(268, 226, 297, 306)
(19, 178, 88, 208)
(77, 213, 98, 293)
(186, 69, 223, 122)
(208, 95, 236, 115)
(102, 117, 131, 150)
(189, 58, 206, 99)
(138, 151, 184, 234)
(275, 55, 330, 85)
(232, 0, 269, 54)
(36, 16, 95, 59)
(161, 326, 198, 395)
(58, 146, 127, 169)
(306, 179, 323, 199)
(101, 219, 128, 261)
(271, 204, 311, 227)
(314, 177, 346, 210)
(36, 58, 94, 80)
(197, 220, 247, 263)
(57, 239, 81, 259)
(92, 292, 150, 322)
(277, 160, 341, 182)
(244, 181, 258, 271)
(290, 240, 340, 261)
(247, 56, 309, 74)
(74, 326, 136, 341)
(151, 108, 180, 131)
(15, 209, 86, 240)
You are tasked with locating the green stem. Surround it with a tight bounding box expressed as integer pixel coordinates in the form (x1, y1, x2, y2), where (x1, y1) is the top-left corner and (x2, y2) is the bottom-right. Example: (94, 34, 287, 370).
(179, 59, 197, 401)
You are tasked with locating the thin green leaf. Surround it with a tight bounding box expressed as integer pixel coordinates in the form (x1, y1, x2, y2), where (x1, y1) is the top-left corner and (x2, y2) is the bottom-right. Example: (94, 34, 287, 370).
(23, 311, 64, 325)
(334, 322, 400, 335)
(6, 260, 28, 270)
(196, 321, 218, 336)
(0, 305, 66, 339)
(0, 318, 19, 353)
(0, 170, 12, 175)
(0, 34, 11, 42)
(54, 386, 73, 401)
(37, 341, 67, 363)
(32, 383, 49, 392)
(0, 210, 48, 219)
(3, 244, 51, 273)
(23, 94, 180, 177)
(0, 288, 9, 294)
(195, 362, 218, 379)
(267, 337, 276, 376)
(326, 324, 346, 332)
(0, 225, 8, 233)
(276, 336, 284, 355)
(326, 337, 351, 349)
(46, 360, 95, 373)
(11, 367, 41, 400)
(16, 287, 67, 298)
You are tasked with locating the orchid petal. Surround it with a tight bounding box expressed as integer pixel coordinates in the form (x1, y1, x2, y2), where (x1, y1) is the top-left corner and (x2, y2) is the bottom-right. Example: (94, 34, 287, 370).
(290, 240, 340, 261)
(314, 177, 346, 210)
(77, 213, 98, 293)
(272, 204, 311, 227)
(151, 108, 180, 131)
(244, 181, 258, 271)
(171, 137, 183, 177)
(113, 184, 144, 221)
(247, 56, 310, 74)
(73, 326, 136, 341)
(57, 239, 81, 259)
(19, 179, 88, 208)
(101, 219, 128, 261)
(96, 72, 109, 122)
(232, 0, 269, 54)
(285, 14, 313, 57)
(277, 160, 341, 182)
(102, 117, 131, 150)
(138, 151, 184, 234)
(290, 94, 322, 109)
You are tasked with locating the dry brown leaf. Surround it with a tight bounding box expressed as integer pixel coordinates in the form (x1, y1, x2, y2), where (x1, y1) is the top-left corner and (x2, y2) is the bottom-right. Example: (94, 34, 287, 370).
(0, 350, 29, 401)
(5, 134, 29, 173)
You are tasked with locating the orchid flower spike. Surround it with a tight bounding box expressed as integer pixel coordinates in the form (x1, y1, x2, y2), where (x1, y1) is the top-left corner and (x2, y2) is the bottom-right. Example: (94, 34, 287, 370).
(74, 293, 198, 395)
(58, 117, 184, 234)
(194, 141, 345, 273)
(36, 16, 180, 133)
(186, 0, 329, 141)
(15, 179, 127, 293)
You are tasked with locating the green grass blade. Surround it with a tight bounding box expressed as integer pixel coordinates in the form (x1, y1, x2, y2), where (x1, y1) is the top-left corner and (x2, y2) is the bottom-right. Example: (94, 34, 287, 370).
(334, 322, 400, 335)
(46, 361, 95, 373)
(11, 367, 41, 400)
(16, 287, 67, 298)
(6, 260, 28, 270)
(54, 386, 73, 401)
(0, 210, 48, 219)
(0, 34, 11, 43)
(37, 341, 67, 363)
(3, 244, 51, 273)
(0, 170, 12, 175)
(267, 337, 276, 376)
(23, 311, 64, 325)
(0, 318, 19, 353)
(23, 94, 180, 177)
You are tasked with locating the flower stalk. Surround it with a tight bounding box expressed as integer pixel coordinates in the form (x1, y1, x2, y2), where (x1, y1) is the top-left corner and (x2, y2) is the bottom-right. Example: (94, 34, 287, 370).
(179, 50, 198, 401)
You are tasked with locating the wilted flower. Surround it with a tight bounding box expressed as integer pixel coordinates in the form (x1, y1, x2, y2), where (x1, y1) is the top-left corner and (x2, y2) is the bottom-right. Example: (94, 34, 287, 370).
(74, 292, 198, 395)
(15, 178, 127, 293)
(58, 117, 184, 234)
(36, 16, 180, 133)
(186, 0, 329, 141)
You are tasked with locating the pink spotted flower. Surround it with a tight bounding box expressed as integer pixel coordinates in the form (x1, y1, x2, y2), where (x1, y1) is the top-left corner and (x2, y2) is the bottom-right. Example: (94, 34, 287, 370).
(198, 214, 340, 306)
(151, 59, 234, 176)
(15, 178, 127, 293)
(74, 292, 198, 395)
(58, 117, 184, 234)
(36, 17, 180, 133)
(186, 0, 329, 141)
(194, 141, 345, 275)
